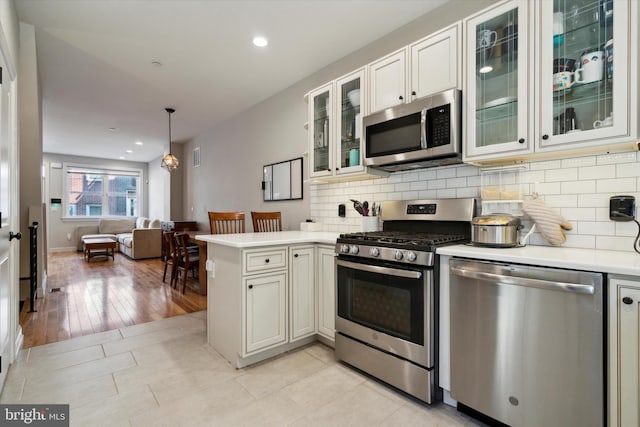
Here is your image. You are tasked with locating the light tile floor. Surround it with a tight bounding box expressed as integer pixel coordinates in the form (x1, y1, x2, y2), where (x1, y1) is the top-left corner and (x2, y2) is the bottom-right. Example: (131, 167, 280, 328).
(1, 311, 484, 426)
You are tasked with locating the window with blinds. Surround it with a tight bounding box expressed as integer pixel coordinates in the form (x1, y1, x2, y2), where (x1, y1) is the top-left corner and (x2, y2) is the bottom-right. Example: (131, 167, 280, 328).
(64, 166, 141, 218)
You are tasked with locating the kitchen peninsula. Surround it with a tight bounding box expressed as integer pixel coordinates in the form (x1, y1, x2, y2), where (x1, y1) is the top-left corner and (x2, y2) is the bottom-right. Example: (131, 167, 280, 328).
(196, 231, 339, 368)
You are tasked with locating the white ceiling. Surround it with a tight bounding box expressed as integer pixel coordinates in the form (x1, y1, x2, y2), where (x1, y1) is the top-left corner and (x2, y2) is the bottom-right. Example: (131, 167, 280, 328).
(16, 0, 448, 163)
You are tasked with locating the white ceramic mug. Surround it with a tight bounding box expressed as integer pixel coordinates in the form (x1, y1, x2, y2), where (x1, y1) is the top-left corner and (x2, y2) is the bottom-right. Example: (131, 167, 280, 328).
(553, 12, 564, 35)
(593, 114, 613, 128)
(553, 71, 574, 91)
(477, 29, 497, 49)
(575, 50, 605, 84)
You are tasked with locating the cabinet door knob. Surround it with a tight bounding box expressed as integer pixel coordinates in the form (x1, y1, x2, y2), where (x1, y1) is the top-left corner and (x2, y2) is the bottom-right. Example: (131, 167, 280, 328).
(542, 134, 549, 140)
(327, 169, 331, 172)
(335, 168, 339, 171)
(623, 296, 633, 305)
(398, 95, 404, 100)
(248, 284, 253, 289)
(265, 259, 270, 263)
(411, 91, 416, 96)
(518, 138, 525, 144)
(294, 254, 299, 258)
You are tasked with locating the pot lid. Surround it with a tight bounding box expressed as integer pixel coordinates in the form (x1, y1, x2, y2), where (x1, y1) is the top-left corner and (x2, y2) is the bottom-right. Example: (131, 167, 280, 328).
(472, 213, 522, 227)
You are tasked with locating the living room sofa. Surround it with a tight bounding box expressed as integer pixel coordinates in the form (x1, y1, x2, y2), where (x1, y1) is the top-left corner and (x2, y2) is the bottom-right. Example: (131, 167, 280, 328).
(76, 217, 162, 260)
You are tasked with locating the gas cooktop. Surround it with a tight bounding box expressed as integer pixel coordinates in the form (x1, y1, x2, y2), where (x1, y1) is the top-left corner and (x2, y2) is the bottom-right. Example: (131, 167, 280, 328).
(338, 231, 469, 251)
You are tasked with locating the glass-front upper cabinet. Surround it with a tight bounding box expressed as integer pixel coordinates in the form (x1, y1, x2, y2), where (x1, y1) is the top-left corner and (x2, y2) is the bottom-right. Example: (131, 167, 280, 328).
(464, 0, 533, 161)
(308, 83, 333, 178)
(335, 69, 365, 175)
(538, 0, 630, 149)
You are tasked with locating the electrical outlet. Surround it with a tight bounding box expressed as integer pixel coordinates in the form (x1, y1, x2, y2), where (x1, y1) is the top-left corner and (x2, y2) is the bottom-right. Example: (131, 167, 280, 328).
(610, 195, 636, 221)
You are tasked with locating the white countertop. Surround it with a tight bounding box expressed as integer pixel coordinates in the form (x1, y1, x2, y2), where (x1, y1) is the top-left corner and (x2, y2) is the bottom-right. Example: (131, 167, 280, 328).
(437, 244, 640, 277)
(195, 231, 340, 248)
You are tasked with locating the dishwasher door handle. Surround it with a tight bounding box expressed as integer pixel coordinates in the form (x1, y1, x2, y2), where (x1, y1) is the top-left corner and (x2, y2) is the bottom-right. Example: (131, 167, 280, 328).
(450, 266, 595, 295)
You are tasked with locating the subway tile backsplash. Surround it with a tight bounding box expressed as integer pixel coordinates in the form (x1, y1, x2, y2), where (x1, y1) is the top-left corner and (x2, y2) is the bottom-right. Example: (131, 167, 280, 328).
(309, 151, 640, 253)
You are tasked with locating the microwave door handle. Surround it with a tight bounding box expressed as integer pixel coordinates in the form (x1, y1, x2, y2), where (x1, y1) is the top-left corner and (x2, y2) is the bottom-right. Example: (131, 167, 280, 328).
(420, 109, 427, 149)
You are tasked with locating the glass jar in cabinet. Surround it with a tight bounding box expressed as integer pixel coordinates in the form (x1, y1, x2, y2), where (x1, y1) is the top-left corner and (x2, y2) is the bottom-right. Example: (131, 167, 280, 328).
(537, 0, 634, 151)
(335, 69, 365, 174)
(463, 0, 534, 162)
(308, 83, 333, 178)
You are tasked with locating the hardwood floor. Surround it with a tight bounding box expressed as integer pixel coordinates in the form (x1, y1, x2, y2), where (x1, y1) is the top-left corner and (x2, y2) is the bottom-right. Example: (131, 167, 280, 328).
(19, 251, 207, 349)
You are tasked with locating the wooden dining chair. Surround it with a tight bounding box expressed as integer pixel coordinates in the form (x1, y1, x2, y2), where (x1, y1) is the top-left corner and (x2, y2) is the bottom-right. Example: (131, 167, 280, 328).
(174, 232, 200, 293)
(251, 211, 282, 232)
(208, 211, 246, 234)
(162, 231, 177, 286)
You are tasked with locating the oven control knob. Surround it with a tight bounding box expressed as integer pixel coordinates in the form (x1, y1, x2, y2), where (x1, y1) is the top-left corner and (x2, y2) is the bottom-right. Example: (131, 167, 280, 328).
(349, 245, 359, 255)
(340, 244, 350, 254)
(369, 247, 380, 257)
(394, 250, 403, 260)
(406, 252, 417, 262)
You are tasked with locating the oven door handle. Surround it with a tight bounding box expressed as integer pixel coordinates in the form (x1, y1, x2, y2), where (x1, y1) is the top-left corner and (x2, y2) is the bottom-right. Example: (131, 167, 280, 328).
(337, 259, 423, 279)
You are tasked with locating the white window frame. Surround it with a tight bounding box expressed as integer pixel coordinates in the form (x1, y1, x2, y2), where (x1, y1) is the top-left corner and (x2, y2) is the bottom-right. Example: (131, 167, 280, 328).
(62, 163, 144, 220)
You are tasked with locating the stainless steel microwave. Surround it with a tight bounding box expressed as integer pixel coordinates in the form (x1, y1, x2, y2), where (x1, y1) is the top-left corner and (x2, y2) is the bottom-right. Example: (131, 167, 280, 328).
(363, 88, 462, 172)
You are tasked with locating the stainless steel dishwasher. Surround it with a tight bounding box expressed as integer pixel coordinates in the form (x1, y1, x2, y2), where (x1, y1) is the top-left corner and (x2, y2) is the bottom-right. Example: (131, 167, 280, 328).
(449, 258, 604, 427)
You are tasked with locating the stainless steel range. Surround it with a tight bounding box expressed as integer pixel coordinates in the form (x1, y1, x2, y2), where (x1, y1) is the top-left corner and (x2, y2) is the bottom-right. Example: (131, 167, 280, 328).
(334, 198, 477, 403)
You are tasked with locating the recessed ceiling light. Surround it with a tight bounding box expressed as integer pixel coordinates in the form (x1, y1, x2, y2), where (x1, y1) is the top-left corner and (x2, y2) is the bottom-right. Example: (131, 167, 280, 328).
(151, 60, 163, 67)
(252, 36, 268, 47)
(119, 156, 125, 160)
(135, 141, 143, 146)
(125, 150, 133, 154)
(109, 127, 117, 131)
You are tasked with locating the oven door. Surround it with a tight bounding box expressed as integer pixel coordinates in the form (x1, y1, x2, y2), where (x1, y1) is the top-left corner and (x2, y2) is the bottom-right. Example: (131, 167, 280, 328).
(335, 257, 433, 368)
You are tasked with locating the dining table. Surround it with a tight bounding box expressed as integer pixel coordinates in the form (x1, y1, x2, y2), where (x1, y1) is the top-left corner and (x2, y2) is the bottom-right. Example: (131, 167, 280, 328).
(184, 230, 209, 295)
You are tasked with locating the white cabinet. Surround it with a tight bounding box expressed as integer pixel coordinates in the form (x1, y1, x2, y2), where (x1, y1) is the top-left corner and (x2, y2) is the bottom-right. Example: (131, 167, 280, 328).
(317, 245, 336, 343)
(245, 272, 287, 353)
(609, 276, 640, 427)
(369, 49, 408, 113)
(308, 69, 387, 182)
(368, 23, 462, 114)
(289, 246, 316, 342)
(464, 0, 638, 164)
(207, 241, 333, 368)
(308, 82, 333, 178)
(536, 0, 636, 154)
(463, 0, 534, 161)
(410, 23, 461, 100)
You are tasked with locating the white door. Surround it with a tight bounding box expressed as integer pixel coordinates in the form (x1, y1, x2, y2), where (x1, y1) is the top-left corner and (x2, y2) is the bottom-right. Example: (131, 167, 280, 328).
(317, 246, 335, 341)
(289, 246, 315, 341)
(0, 61, 18, 391)
(244, 272, 287, 354)
(368, 49, 407, 113)
(410, 23, 461, 99)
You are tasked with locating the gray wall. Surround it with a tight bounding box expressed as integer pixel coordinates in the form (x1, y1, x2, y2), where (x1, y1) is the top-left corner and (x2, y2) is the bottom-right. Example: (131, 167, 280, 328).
(148, 153, 170, 221)
(18, 22, 43, 298)
(43, 153, 150, 251)
(183, 0, 497, 231)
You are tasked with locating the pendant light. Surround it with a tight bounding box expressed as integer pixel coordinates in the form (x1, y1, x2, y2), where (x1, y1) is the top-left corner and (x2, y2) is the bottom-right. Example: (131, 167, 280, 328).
(161, 107, 179, 172)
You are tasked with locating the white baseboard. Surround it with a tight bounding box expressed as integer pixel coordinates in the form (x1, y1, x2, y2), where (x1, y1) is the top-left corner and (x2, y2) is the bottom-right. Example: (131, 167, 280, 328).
(14, 326, 23, 360)
(40, 271, 48, 298)
(49, 246, 77, 253)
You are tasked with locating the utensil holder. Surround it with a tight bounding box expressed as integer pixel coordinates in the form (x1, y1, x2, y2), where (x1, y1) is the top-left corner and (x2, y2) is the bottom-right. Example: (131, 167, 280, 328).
(361, 216, 380, 232)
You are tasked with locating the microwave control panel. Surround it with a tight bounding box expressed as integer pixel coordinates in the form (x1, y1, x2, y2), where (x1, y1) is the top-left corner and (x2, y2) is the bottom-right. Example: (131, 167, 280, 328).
(427, 104, 451, 147)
